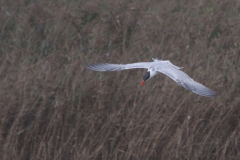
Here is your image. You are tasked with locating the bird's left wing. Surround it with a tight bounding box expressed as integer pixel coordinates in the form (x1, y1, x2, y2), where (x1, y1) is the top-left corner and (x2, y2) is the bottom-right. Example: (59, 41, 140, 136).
(155, 66, 217, 97)
(86, 62, 151, 71)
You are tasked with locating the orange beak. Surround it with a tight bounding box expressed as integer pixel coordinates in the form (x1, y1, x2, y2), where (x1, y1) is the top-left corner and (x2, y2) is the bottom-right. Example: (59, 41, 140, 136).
(141, 81, 145, 87)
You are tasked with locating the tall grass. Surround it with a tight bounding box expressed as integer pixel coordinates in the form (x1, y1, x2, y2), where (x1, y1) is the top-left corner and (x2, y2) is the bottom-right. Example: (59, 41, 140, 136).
(0, 0, 240, 159)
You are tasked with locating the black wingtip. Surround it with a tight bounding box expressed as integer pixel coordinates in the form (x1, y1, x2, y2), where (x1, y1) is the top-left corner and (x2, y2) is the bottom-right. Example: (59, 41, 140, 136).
(193, 89, 217, 97)
(86, 64, 99, 71)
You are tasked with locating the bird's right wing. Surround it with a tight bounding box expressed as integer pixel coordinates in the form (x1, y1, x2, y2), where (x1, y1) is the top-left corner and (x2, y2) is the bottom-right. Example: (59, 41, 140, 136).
(86, 62, 151, 71)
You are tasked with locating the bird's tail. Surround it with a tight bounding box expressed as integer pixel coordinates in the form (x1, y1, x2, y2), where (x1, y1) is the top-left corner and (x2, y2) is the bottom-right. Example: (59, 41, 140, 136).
(152, 58, 161, 61)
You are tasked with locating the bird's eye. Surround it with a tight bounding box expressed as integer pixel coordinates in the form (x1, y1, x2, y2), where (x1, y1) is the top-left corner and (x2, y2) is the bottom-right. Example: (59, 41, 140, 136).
(143, 72, 150, 81)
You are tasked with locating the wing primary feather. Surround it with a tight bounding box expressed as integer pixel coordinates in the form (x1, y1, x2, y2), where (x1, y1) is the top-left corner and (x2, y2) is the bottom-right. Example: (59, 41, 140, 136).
(87, 62, 150, 71)
(155, 67, 216, 97)
(87, 63, 124, 71)
(183, 80, 217, 97)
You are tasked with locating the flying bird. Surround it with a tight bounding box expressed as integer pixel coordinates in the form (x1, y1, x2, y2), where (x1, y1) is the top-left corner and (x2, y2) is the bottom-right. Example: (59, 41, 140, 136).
(87, 58, 217, 97)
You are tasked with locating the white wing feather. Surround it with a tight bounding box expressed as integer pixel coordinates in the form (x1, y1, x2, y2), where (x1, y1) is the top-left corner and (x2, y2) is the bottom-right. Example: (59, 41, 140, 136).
(155, 67, 217, 97)
(87, 62, 152, 71)
(87, 60, 182, 71)
(87, 59, 216, 97)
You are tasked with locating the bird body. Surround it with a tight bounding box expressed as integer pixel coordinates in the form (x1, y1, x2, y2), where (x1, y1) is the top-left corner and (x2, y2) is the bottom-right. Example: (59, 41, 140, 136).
(87, 58, 217, 97)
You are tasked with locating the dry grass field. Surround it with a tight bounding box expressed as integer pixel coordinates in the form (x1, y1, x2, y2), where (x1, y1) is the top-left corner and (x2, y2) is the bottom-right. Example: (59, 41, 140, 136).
(0, 0, 240, 159)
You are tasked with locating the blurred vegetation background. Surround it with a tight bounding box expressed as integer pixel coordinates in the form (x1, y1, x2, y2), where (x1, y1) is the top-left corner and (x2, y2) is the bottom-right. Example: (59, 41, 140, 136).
(0, 0, 240, 159)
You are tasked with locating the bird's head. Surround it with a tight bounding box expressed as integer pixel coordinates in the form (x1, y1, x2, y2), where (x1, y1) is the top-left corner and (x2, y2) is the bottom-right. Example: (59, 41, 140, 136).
(141, 71, 150, 86)
(141, 69, 159, 86)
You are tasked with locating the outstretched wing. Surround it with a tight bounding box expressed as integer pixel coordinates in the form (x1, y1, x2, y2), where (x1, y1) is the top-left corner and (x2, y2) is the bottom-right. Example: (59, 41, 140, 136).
(182, 80, 217, 97)
(87, 59, 183, 72)
(155, 67, 217, 97)
(86, 62, 151, 71)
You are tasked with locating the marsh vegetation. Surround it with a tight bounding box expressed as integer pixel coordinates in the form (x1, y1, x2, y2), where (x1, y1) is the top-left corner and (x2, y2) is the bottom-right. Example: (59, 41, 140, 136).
(0, 0, 240, 159)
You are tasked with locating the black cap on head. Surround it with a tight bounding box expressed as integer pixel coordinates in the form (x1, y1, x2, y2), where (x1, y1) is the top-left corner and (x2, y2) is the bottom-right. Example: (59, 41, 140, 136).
(143, 71, 150, 81)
